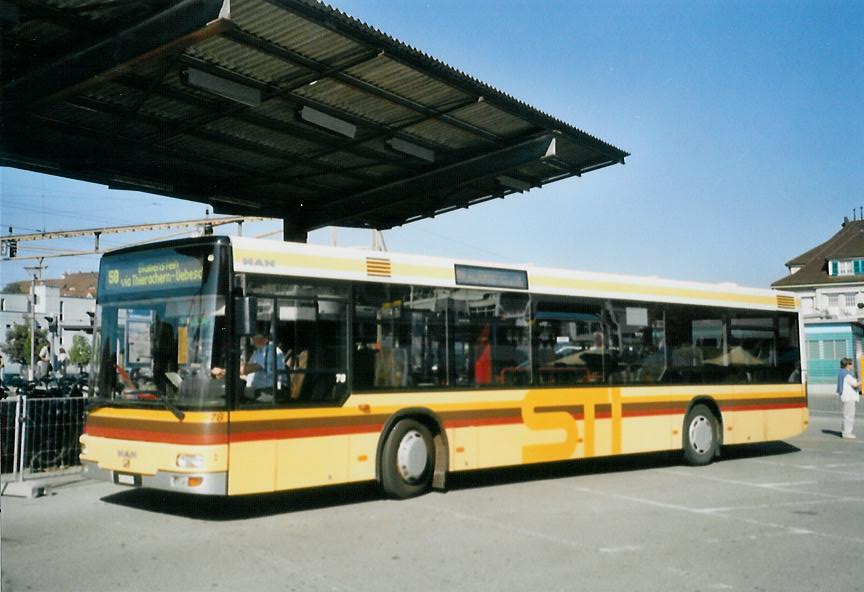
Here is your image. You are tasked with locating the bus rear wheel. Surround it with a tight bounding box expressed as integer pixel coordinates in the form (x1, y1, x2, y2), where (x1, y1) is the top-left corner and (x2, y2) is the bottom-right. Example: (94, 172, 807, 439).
(683, 403, 720, 466)
(381, 419, 434, 499)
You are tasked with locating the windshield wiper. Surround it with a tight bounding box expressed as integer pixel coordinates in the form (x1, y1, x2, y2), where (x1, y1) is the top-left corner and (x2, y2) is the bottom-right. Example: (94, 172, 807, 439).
(154, 393, 186, 422)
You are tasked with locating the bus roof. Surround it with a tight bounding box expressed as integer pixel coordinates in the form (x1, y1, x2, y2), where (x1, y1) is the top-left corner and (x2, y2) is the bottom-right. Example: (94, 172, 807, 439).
(229, 236, 797, 312)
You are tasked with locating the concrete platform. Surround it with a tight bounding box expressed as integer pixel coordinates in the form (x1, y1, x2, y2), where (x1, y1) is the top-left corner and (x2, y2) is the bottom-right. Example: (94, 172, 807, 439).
(1, 472, 86, 498)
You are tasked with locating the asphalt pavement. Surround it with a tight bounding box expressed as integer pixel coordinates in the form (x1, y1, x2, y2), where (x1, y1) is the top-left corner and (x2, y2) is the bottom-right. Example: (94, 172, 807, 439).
(2, 398, 864, 592)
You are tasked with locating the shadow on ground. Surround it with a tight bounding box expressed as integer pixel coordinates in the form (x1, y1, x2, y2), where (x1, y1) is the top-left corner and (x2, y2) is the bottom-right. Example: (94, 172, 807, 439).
(448, 440, 801, 492)
(101, 481, 383, 521)
(100, 440, 801, 520)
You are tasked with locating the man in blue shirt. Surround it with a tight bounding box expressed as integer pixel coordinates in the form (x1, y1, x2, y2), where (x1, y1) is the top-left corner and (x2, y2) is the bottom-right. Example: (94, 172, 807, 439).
(242, 332, 284, 400)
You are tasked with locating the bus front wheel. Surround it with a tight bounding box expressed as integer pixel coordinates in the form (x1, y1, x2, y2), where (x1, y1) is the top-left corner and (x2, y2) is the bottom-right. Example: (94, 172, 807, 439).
(682, 403, 720, 466)
(381, 419, 435, 499)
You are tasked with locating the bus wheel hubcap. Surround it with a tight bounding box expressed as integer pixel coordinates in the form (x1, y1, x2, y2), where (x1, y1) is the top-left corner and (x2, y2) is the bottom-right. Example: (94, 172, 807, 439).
(396, 430, 428, 483)
(689, 416, 712, 454)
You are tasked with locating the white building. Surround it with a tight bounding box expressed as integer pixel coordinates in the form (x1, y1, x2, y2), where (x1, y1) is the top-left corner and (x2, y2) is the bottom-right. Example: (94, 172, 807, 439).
(1, 283, 95, 375)
(772, 218, 864, 386)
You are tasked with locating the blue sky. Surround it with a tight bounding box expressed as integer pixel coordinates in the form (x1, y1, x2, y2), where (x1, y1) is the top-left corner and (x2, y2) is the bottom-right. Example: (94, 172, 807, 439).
(1, 0, 862, 289)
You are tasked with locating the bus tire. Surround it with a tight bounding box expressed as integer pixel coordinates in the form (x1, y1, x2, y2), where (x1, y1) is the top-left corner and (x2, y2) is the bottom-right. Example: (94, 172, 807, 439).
(682, 403, 720, 466)
(381, 419, 435, 499)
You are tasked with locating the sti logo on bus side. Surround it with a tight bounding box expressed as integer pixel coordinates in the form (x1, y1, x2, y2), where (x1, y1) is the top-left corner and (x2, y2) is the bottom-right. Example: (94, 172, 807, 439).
(242, 257, 276, 268)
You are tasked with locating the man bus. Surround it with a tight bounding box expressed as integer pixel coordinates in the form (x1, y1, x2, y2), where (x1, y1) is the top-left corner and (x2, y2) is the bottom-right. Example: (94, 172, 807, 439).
(80, 236, 807, 497)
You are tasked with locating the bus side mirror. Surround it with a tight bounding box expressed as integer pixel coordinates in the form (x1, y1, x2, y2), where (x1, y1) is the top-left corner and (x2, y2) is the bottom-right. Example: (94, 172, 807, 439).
(234, 297, 257, 335)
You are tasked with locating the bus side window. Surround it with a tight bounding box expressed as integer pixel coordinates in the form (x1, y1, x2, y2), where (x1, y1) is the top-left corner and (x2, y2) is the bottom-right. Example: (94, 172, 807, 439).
(275, 295, 347, 405)
(603, 303, 666, 385)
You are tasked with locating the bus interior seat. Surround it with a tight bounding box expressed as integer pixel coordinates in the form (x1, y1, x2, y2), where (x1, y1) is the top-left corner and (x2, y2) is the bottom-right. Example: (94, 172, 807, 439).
(374, 348, 408, 387)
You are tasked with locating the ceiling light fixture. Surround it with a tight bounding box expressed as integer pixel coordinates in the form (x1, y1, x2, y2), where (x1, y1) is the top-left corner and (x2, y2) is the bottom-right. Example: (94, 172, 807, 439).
(298, 106, 356, 138)
(386, 137, 435, 162)
(184, 68, 262, 108)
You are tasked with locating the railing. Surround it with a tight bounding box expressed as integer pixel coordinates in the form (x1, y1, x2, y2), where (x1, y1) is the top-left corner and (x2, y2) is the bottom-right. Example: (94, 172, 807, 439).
(1, 396, 87, 480)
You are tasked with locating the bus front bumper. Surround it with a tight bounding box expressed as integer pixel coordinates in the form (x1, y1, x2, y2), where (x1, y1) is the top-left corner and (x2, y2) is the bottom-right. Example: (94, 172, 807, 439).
(82, 460, 227, 495)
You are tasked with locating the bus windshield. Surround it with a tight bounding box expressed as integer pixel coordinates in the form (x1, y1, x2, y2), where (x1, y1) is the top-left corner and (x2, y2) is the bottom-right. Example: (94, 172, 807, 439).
(91, 243, 228, 411)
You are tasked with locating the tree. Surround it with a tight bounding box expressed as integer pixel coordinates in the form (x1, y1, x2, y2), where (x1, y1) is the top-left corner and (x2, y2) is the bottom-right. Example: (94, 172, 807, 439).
(68, 334, 92, 373)
(1, 281, 25, 294)
(2, 319, 48, 366)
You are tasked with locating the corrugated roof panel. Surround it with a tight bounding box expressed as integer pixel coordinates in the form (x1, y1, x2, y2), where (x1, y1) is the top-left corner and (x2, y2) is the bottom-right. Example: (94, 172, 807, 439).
(170, 135, 287, 171)
(311, 149, 382, 172)
(37, 102, 112, 132)
(238, 119, 323, 156)
(203, 118, 303, 156)
(346, 57, 472, 110)
(232, 0, 360, 64)
(400, 119, 485, 150)
(85, 82, 203, 123)
(186, 36, 298, 86)
(158, 74, 228, 108)
(295, 79, 420, 127)
(249, 96, 294, 119)
(84, 82, 146, 109)
(452, 101, 537, 137)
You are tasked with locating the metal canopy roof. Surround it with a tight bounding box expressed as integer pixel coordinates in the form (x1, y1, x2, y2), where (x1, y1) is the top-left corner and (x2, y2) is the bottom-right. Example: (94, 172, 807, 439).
(1, 0, 629, 236)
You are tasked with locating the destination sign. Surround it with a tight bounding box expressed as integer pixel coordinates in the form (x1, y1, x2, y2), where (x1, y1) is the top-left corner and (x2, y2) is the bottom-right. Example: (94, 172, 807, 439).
(100, 253, 205, 297)
(454, 264, 528, 290)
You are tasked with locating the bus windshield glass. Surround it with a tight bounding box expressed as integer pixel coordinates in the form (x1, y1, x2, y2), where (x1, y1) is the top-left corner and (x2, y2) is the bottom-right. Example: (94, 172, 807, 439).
(91, 243, 228, 410)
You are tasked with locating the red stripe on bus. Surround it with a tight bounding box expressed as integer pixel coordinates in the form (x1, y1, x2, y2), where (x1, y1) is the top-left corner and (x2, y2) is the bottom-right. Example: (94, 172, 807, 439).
(228, 423, 383, 442)
(85, 425, 228, 445)
(720, 402, 806, 413)
(85, 399, 805, 445)
(442, 416, 524, 429)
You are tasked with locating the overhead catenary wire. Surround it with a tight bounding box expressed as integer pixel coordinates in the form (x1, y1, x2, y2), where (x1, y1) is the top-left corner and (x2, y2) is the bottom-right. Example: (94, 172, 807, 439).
(2, 216, 274, 262)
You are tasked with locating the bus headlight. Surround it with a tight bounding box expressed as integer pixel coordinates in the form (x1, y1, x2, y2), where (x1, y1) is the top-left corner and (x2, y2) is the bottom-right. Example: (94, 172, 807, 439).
(176, 454, 205, 469)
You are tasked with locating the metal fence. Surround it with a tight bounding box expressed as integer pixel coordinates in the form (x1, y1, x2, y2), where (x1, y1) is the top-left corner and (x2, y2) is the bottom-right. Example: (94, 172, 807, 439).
(1, 396, 87, 480)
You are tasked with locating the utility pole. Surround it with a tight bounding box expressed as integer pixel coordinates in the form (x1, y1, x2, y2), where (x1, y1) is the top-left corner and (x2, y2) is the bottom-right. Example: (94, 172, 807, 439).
(24, 260, 46, 381)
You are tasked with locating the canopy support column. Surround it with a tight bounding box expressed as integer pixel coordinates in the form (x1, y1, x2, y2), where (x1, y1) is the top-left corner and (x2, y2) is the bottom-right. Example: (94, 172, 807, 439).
(283, 219, 308, 243)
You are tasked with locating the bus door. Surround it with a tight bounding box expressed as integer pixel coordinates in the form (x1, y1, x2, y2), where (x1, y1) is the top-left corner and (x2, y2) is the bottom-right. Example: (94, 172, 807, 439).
(228, 298, 278, 494)
(272, 293, 351, 489)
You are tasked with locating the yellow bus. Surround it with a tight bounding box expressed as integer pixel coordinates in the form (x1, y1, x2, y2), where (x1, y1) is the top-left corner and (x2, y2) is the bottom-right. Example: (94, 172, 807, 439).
(80, 236, 807, 497)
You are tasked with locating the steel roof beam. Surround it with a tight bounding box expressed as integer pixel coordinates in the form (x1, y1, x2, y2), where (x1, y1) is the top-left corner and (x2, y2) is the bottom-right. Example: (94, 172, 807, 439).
(302, 133, 559, 229)
(107, 74, 388, 185)
(2, 111, 331, 209)
(174, 53, 455, 155)
(7, 0, 104, 33)
(154, 46, 381, 145)
(1, 0, 228, 112)
(222, 25, 501, 144)
(116, 72, 396, 172)
(113, 81, 399, 189)
(62, 95, 350, 192)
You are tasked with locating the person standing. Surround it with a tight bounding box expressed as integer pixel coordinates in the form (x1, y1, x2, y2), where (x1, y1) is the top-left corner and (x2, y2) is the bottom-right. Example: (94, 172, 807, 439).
(837, 357, 860, 439)
(57, 347, 69, 377)
(37, 342, 50, 380)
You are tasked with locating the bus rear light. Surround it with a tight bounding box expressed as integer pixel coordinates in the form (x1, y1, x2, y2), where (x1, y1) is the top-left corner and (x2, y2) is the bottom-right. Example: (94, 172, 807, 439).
(171, 475, 204, 488)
